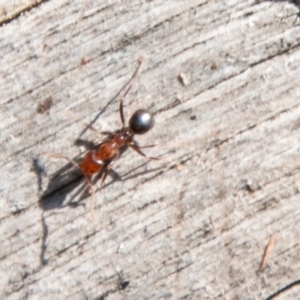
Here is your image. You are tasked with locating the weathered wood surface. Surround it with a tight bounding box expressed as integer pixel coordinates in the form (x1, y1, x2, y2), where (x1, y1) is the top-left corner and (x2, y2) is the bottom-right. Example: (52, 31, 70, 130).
(0, 0, 43, 24)
(1, 0, 300, 299)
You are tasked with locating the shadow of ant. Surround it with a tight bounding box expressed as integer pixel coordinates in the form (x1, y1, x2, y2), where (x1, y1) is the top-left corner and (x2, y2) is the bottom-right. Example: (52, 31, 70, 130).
(38, 140, 95, 212)
(38, 140, 166, 211)
(37, 57, 157, 213)
(33, 138, 166, 266)
(34, 57, 171, 266)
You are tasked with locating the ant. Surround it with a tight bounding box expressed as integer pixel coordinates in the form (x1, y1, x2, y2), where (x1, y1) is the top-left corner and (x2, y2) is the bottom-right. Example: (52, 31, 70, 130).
(46, 57, 176, 221)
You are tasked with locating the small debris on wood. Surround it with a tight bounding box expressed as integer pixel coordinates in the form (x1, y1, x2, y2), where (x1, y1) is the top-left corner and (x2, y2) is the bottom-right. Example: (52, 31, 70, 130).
(259, 235, 275, 271)
(210, 61, 217, 70)
(178, 72, 190, 86)
(80, 56, 89, 65)
(117, 270, 130, 291)
(243, 179, 261, 193)
(36, 97, 53, 114)
(190, 115, 196, 120)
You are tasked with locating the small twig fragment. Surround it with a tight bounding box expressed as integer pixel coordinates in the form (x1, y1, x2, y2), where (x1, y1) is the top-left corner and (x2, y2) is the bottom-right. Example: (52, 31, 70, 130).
(259, 235, 275, 271)
(80, 56, 89, 65)
(37, 97, 53, 114)
(178, 73, 189, 86)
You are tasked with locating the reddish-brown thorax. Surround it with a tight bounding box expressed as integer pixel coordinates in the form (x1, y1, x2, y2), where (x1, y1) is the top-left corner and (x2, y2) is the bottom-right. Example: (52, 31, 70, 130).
(79, 131, 131, 181)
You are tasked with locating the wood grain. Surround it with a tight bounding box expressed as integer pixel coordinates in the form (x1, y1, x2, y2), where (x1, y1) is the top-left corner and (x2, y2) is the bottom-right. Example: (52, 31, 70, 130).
(1, 0, 300, 299)
(0, 0, 44, 24)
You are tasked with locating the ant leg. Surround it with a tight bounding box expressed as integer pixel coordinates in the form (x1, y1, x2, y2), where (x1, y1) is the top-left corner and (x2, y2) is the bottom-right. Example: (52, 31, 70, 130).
(86, 124, 115, 137)
(43, 152, 79, 169)
(99, 167, 109, 191)
(137, 141, 187, 149)
(129, 143, 162, 161)
(90, 155, 119, 222)
(99, 131, 115, 137)
(44, 152, 99, 221)
(86, 176, 97, 222)
(85, 124, 115, 139)
(92, 131, 116, 147)
(129, 143, 183, 169)
(136, 144, 157, 149)
(63, 111, 112, 139)
(78, 127, 115, 148)
(119, 99, 125, 128)
(119, 57, 145, 128)
(46, 152, 98, 221)
(121, 56, 145, 99)
(98, 154, 119, 190)
(83, 174, 97, 222)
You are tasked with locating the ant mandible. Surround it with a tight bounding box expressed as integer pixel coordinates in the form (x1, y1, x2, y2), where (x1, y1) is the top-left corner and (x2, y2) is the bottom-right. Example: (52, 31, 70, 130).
(47, 57, 167, 221)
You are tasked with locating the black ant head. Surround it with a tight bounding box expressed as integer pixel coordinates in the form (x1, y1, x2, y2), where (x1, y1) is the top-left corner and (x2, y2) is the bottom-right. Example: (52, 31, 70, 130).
(129, 109, 154, 134)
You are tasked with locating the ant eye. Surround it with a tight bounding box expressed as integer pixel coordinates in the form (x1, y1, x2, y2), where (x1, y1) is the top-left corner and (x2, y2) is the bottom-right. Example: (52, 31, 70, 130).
(129, 109, 154, 134)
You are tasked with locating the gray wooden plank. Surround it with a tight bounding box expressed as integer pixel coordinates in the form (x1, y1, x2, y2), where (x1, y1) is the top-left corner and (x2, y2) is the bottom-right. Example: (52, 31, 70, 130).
(1, 0, 300, 299)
